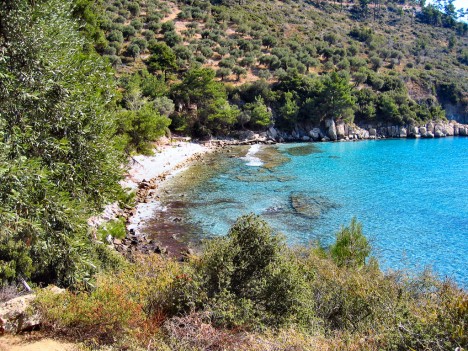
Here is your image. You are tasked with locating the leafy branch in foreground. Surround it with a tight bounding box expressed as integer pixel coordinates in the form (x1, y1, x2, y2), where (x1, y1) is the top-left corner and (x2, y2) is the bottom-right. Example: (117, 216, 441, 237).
(0, 0, 123, 287)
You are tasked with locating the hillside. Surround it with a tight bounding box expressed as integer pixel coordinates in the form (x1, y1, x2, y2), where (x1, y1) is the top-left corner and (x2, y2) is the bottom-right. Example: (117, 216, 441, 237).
(95, 0, 468, 138)
(1, 1, 467, 350)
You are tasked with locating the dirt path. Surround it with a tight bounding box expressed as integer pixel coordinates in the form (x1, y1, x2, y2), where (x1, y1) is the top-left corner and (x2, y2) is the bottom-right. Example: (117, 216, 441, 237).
(0, 335, 77, 351)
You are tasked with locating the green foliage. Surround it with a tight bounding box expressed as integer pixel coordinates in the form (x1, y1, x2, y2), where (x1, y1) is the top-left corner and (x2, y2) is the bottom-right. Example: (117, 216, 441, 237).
(206, 99, 240, 134)
(0, 238, 33, 284)
(330, 217, 371, 268)
(280, 91, 300, 125)
(198, 214, 313, 329)
(97, 218, 126, 241)
(32, 214, 468, 350)
(0, 0, 123, 287)
(244, 96, 272, 128)
(349, 26, 373, 43)
(117, 103, 171, 154)
(316, 72, 355, 121)
(147, 42, 178, 79)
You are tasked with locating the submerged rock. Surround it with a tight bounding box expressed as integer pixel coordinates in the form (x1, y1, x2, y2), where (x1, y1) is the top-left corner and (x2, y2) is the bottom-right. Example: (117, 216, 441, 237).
(290, 192, 339, 219)
(283, 144, 322, 157)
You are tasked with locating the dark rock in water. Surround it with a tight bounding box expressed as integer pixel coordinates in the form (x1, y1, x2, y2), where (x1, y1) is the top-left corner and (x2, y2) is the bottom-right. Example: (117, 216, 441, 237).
(290, 192, 339, 219)
(283, 144, 323, 157)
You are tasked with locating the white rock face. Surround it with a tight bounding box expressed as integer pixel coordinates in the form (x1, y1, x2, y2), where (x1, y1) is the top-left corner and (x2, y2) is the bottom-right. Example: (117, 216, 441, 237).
(336, 120, 346, 139)
(419, 126, 427, 135)
(410, 126, 419, 135)
(268, 127, 278, 140)
(427, 122, 434, 132)
(399, 128, 407, 138)
(444, 124, 454, 136)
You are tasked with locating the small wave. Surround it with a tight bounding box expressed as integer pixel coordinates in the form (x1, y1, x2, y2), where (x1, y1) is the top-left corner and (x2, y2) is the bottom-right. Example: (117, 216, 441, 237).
(242, 144, 263, 167)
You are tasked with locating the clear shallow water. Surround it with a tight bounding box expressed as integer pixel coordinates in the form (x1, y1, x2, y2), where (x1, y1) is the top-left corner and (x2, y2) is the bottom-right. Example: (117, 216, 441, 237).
(162, 138, 468, 286)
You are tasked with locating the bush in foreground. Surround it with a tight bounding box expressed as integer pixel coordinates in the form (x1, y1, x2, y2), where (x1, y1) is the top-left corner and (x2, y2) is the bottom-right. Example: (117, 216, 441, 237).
(35, 215, 467, 350)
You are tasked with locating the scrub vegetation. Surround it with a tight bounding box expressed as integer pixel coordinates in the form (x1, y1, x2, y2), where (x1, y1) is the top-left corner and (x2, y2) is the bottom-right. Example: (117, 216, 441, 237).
(36, 215, 468, 350)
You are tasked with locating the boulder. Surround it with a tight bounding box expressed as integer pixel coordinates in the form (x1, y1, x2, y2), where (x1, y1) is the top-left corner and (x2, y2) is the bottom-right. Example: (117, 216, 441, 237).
(443, 124, 454, 136)
(419, 126, 427, 135)
(321, 136, 330, 142)
(325, 118, 337, 141)
(239, 130, 256, 140)
(460, 127, 467, 136)
(369, 128, 377, 137)
(267, 127, 278, 140)
(336, 120, 346, 139)
(309, 128, 322, 141)
(410, 126, 419, 135)
(454, 126, 459, 136)
(399, 128, 407, 138)
(426, 131, 434, 138)
(302, 136, 310, 141)
(434, 123, 443, 132)
(0, 294, 39, 334)
(426, 122, 434, 133)
(434, 130, 445, 138)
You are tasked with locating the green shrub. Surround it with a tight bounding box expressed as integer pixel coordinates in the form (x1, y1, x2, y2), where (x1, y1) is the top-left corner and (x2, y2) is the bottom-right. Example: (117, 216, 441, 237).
(197, 214, 314, 329)
(330, 217, 371, 268)
(117, 103, 171, 154)
(127, 2, 140, 16)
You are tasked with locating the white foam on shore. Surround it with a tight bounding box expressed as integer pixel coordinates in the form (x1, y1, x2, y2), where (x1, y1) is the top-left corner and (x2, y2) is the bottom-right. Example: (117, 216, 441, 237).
(127, 201, 166, 235)
(242, 144, 263, 166)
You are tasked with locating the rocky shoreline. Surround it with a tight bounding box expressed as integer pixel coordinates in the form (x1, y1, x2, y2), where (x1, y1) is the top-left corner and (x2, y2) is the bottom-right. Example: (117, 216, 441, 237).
(92, 120, 468, 259)
(267, 119, 468, 143)
(193, 120, 468, 147)
(115, 150, 210, 258)
(89, 141, 234, 259)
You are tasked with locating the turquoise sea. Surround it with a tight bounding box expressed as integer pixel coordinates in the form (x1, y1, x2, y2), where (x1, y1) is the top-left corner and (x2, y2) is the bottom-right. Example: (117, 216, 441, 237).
(158, 137, 468, 286)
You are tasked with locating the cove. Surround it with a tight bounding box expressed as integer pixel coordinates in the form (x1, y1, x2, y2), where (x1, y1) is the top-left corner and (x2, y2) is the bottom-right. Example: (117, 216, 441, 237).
(156, 137, 468, 286)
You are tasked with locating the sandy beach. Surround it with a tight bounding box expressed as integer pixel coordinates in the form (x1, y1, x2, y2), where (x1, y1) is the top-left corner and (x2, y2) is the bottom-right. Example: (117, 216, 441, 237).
(123, 141, 211, 236)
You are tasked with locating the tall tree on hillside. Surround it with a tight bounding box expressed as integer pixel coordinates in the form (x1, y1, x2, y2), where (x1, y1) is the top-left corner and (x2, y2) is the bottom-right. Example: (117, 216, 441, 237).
(316, 72, 355, 121)
(147, 42, 177, 81)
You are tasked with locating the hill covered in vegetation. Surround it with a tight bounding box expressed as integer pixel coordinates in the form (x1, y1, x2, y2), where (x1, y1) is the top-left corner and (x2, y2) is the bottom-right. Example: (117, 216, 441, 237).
(91, 0, 468, 140)
(1, 0, 467, 350)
